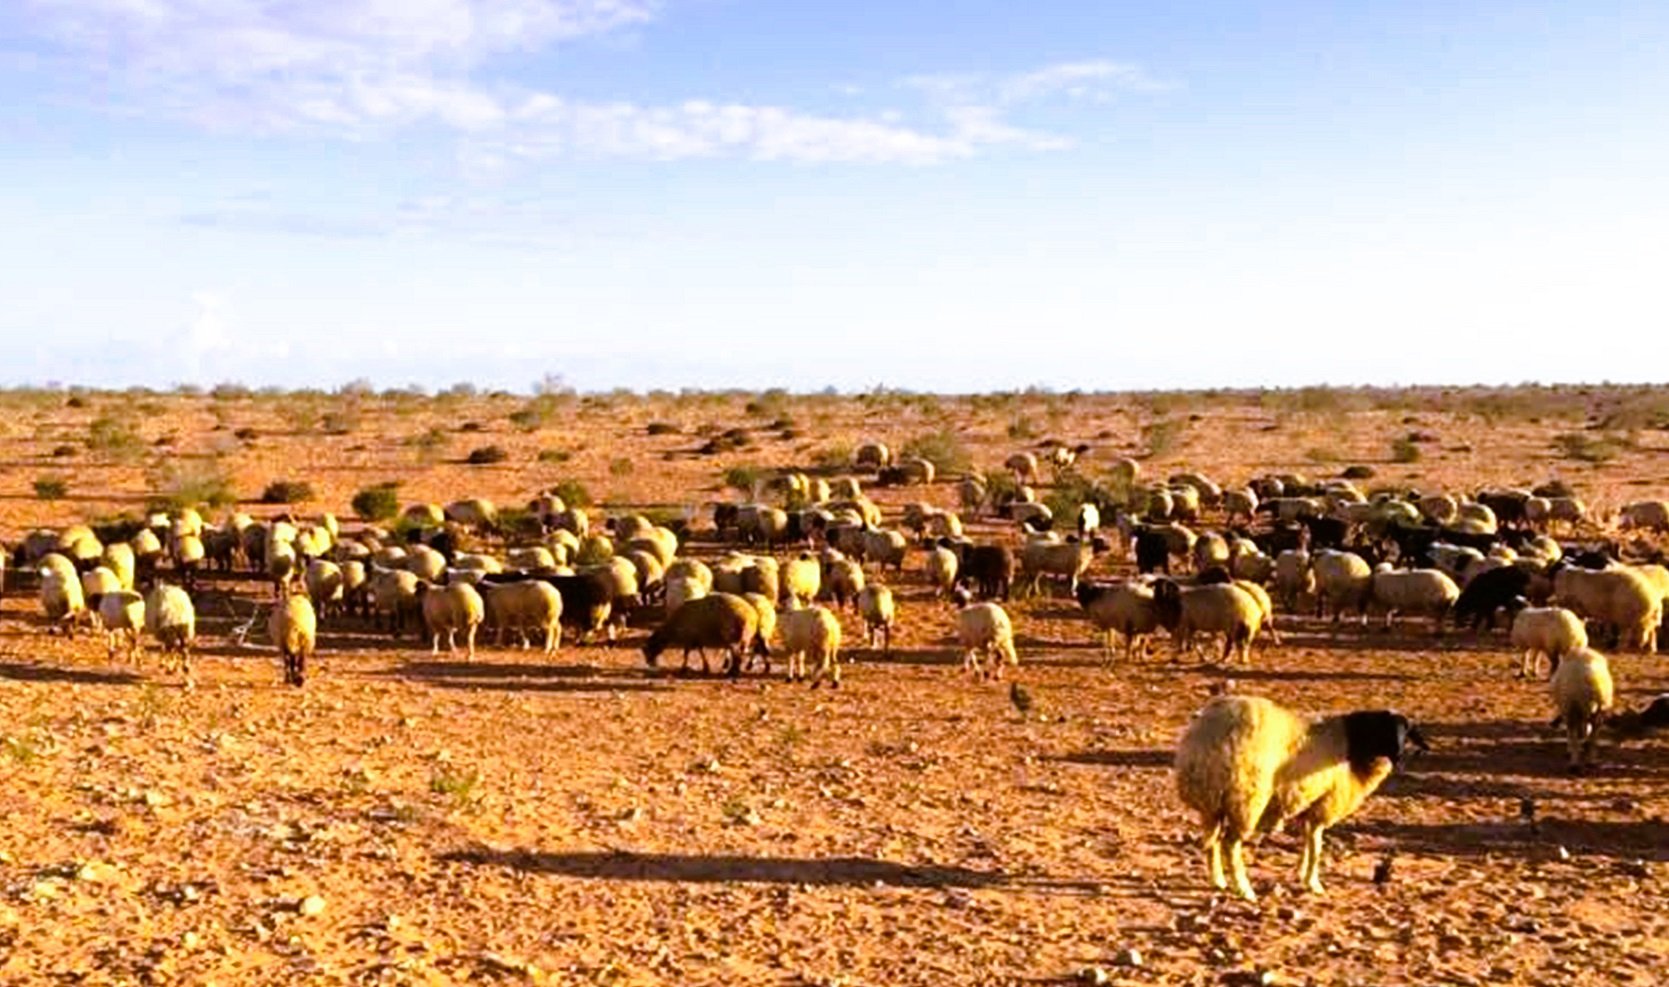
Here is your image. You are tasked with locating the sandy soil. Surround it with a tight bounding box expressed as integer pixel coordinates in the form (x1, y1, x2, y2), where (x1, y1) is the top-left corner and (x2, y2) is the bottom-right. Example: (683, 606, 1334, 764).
(1, 387, 1667, 986)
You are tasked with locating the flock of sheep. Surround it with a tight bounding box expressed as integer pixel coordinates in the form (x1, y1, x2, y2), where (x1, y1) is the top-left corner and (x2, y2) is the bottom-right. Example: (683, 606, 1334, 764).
(13, 434, 1669, 901)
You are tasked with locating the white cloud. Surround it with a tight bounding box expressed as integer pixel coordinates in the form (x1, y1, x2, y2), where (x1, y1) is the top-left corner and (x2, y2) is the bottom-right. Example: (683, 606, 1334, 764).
(20, 2, 1157, 164)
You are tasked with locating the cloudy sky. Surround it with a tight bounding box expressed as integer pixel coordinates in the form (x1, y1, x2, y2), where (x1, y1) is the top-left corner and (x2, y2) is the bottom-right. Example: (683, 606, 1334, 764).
(2, 1, 1666, 392)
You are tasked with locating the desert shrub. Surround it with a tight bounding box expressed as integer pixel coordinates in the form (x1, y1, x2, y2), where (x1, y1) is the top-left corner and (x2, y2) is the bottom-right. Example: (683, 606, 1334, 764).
(549, 479, 593, 508)
(233, 426, 258, 441)
(537, 448, 573, 464)
(1007, 415, 1039, 440)
(1340, 464, 1377, 479)
(260, 480, 315, 504)
(1390, 437, 1422, 463)
(319, 409, 360, 435)
(744, 388, 790, 417)
(1142, 419, 1184, 459)
(351, 482, 402, 521)
(725, 465, 764, 493)
(50, 444, 76, 458)
(646, 421, 680, 436)
(404, 427, 450, 452)
(609, 456, 635, 477)
(900, 429, 972, 474)
(810, 443, 852, 471)
(147, 460, 237, 512)
(1304, 447, 1342, 464)
(465, 444, 509, 465)
(33, 475, 68, 500)
(86, 416, 145, 461)
(1043, 472, 1098, 523)
(1553, 433, 1619, 464)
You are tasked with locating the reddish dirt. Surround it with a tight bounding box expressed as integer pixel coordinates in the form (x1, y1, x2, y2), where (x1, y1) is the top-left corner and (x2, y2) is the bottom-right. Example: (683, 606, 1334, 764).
(1, 388, 1667, 985)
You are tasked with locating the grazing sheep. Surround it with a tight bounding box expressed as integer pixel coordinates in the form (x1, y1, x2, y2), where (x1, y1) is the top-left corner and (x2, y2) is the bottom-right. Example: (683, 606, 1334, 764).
(1075, 580, 1162, 664)
(857, 584, 896, 655)
(1619, 500, 1669, 533)
(1019, 536, 1093, 597)
(368, 567, 422, 639)
(1153, 579, 1263, 665)
(485, 580, 563, 654)
(1193, 531, 1231, 573)
(81, 565, 123, 604)
(1311, 550, 1373, 625)
(1553, 566, 1661, 653)
(1274, 549, 1314, 611)
(780, 604, 843, 686)
(830, 476, 863, 500)
(665, 558, 714, 593)
(665, 573, 709, 614)
(643, 593, 765, 677)
(854, 442, 892, 471)
(1005, 452, 1040, 484)
(1008, 502, 1053, 532)
(270, 593, 317, 687)
(1223, 488, 1258, 524)
(39, 561, 87, 637)
(823, 556, 866, 610)
(1076, 502, 1101, 538)
(860, 528, 909, 575)
(1550, 648, 1614, 772)
(1175, 695, 1427, 900)
(97, 590, 146, 663)
(958, 475, 988, 517)
(1452, 565, 1536, 632)
(1511, 606, 1588, 679)
(144, 583, 196, 685)
(305, 559, 345, 618)
(1369, 568, 1460, 633)
(418, 582, 486, 658)
(508, 546, 559, 572)
(957, 602, 1018, 681)
(926, 542, 959, 598)
(782, 553, 823, 608)
(742, 592, 778, 661)
(958, 544, 1014, 601)
(102, 542, 137, 591)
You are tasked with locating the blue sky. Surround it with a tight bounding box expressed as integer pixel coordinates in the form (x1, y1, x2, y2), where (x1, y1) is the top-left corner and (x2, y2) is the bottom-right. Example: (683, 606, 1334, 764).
(2, 1, 1667, 392)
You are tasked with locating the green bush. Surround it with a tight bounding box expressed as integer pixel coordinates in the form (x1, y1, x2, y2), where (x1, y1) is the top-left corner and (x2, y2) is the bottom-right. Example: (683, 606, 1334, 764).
(1389, 437, 1422, 463)
(1553, 432, 1619, 464)
(609, 456, 635, 477)
(724, 465, 763, 492)
(351, 482, 401, 521)
(33, 475, 68, 500)
(260, 479, 315, 504)
(86, 416, 145, 461)
(1142, 419, 1184, 458)
(147, 460, 237, 512)
(549, 479, 593, 508)
(900, 429, 972, 474)
(537, 448, 573, 464)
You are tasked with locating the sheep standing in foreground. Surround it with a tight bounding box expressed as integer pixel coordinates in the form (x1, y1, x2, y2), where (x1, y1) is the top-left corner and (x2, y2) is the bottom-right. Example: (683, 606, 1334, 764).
(1553, 566, 1661, 653)
(144, 583, 196, 686)
(1175, 695, 1427, 900)
(957, 601, 1018, 680)
(1510, 606, 1588, 679)
(97, 590, 146, 663)
(486, 581, 564, 654)
(1370, 568, 1461, 634)
(270, 592, 318, 687)
(643, 593, 765, 678)
(39, 558, 87, 637)
(1550, 648, 1614, 772)
(418, 582, 486, 659)
(780, 604, 843, 687)
(857, 584, 896, 656)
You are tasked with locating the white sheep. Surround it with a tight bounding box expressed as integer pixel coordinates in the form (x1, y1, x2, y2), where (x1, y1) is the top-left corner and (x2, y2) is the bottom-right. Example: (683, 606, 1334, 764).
(780, 604, 843, 687)
(1153, 580, 1263, 665)
(1510, 606, 1588, 679)
(98, 590, 146, 663)
(857, 584, 896, 655)
(926, 543, 959, 598)
(781, 554, 822, 608)
(958, 602, 1018, 680)
(39, 558, 87, 637)
(1175, 695, 1427, 900)
(486, 581, 563, 654)
(1274, 549, 1314, 611)
(419, 582, 485, 658)
(1550, 647, 1614, 772)
(1311, 549, 1372, 625)
(1369, 568, 1460, 633)
(664, 573, 709, 615)
(1553, 566, 1661, 653)
(823, 556, 866, 610)
(145, 583, 196, 685)
(1018, 537, 1092, 597)
(1619, 500, 1669, 533)
(270, 592, 317, 686)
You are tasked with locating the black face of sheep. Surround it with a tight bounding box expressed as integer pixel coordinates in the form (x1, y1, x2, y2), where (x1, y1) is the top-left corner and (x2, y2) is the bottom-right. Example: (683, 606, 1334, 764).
(1341, 711, 1429, 776)
(1151, 579, 1183, 628)
(1195, 566, 1231, 586)
(1073, 581, 1109, 610)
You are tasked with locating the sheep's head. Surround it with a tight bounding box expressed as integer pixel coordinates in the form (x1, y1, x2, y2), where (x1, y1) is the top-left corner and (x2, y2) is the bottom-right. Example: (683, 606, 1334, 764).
(1341, 711, 1429, 776)
(1151, 579, 1183, 628)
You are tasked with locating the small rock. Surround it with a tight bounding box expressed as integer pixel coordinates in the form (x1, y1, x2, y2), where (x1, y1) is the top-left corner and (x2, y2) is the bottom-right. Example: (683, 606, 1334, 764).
(1077, 966, 1110, 985)
(1114, 947, 1143, 968)
(75, 862, 103, 882)
(181, 930, 200, 950)
(142, 790, 171, 808)
(942, 889, 973, 909)
(298, 895, 326, 917)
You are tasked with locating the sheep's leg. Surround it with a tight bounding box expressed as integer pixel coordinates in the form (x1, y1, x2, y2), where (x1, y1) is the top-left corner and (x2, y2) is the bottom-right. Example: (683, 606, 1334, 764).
(464, 625, 477, 660)
(1302, 824, 1326, 894)
(1202, 820, 1226, 891)
(431, 631, 441, 655)
(545, 624, 560, 656)
(1228, 838, 1256, 901)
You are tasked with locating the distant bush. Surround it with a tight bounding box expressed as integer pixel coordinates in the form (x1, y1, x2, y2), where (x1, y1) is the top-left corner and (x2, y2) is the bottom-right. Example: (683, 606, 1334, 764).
(724, 465, 763, 492)
(1304, 447, 1342, 464)
(319, 410, 360, 435)
(351, 482, 401, 521)
(646, 421, 680, 436)
(1390, 437, 1422, 463)
(260, 479, 315, 504)
(404, 427, 450, 453)
(549, 479, 593, 508)
(1142, 419, 1184, 459)
(810, 443, 852, 471)
(148, 460, 237, 512)
(537, 448, 573, 464)
(1007, 415, 1039, 440)
(1553, 432, 1619, 464)
(50, 445, 76, 458)
(465, 444, 509, 465)
(608, 456, 634, 477)
(1340, 464, 1376, 479)
(86, 416, 145, 461)
(900, 429, 972, 474)
(33, 475, 68, 500)
(233, 427, 258, 441)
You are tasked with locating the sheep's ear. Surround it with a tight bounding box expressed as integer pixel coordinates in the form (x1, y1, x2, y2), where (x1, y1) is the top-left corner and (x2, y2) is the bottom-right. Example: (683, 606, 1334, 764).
(1403, 721, 1430, 754)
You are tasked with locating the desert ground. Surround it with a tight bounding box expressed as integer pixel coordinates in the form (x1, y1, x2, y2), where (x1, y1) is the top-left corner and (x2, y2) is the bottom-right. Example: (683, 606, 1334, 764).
(2, 383, 1668, 986)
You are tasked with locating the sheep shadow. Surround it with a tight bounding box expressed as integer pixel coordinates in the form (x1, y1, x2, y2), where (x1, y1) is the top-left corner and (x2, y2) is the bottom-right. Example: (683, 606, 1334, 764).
(1357, 817, 1669, 862)
(394, 660, 620, 681)
(421, 679, 670, 695)
(1223, 667, 1417, 683)
(439, 847, 1009, 889)
(0, 661, 143, 686)
(1052, 749, 1172, 769)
